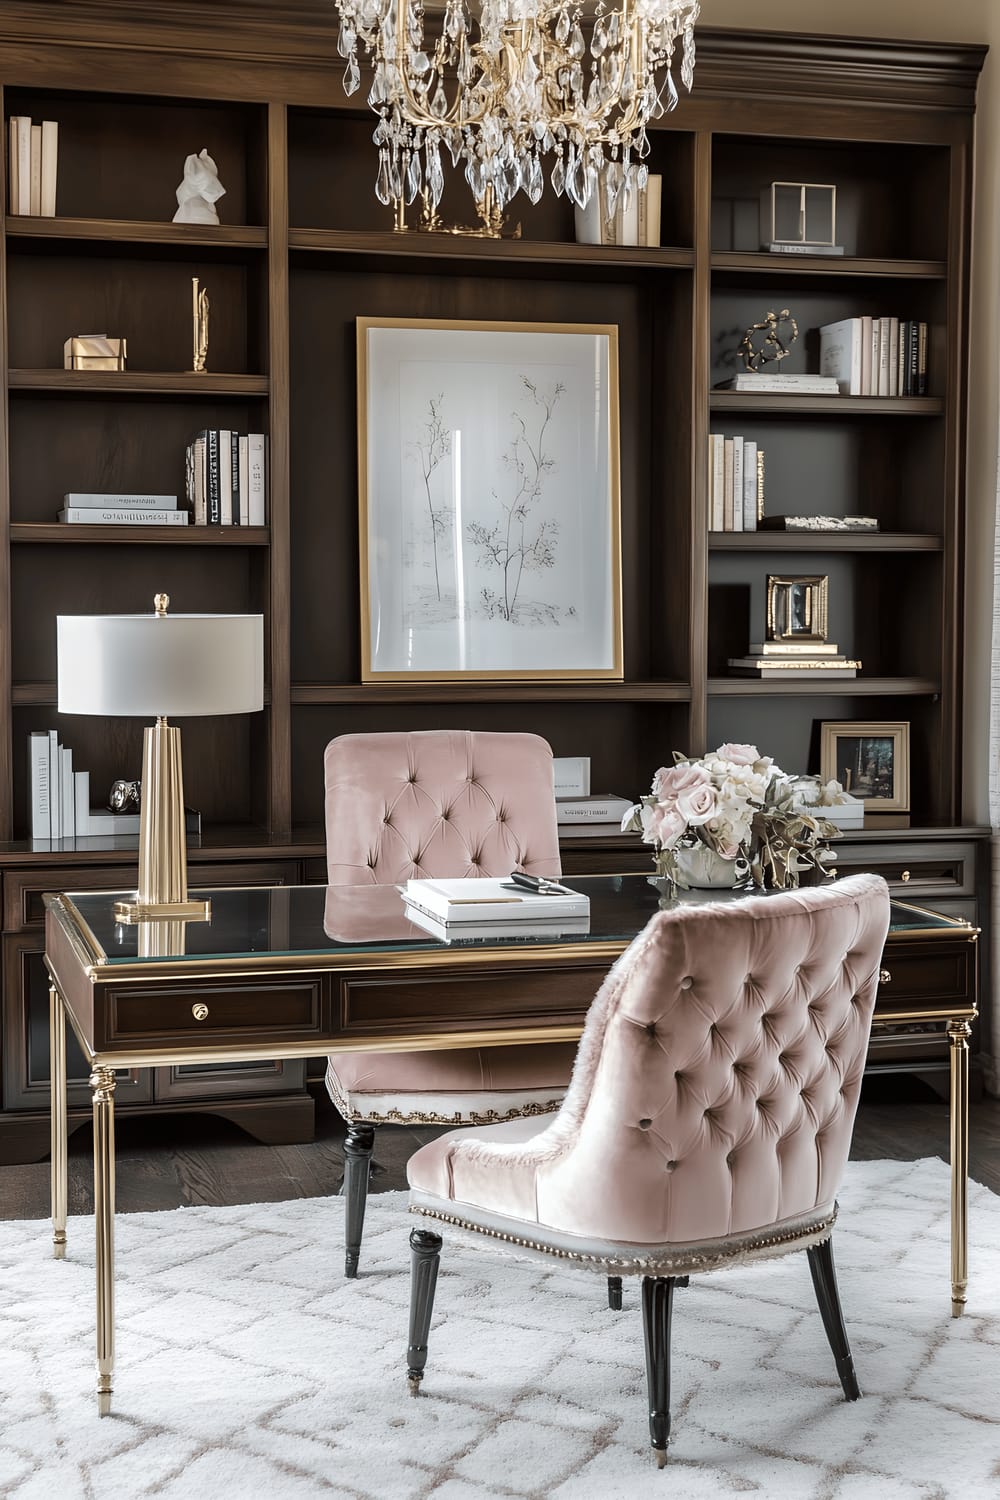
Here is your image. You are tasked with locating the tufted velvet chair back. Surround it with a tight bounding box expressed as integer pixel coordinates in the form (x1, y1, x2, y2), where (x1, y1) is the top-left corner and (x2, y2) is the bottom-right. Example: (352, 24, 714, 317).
(324, 729, 561, 887)
(409, 874, 891, 1250)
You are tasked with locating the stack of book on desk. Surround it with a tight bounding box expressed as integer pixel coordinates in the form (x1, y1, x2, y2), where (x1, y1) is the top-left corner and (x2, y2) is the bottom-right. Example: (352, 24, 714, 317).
(402, 877, 590, 941)
(556, 794, 634, 838)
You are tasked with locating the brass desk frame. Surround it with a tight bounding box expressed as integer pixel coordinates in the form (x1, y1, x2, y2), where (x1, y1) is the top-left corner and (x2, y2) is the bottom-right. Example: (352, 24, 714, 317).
(44, 888, 978, 1415)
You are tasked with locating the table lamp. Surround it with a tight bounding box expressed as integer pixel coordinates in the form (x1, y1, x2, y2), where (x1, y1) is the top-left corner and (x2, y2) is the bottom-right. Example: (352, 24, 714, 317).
(57, 594, 264, 922)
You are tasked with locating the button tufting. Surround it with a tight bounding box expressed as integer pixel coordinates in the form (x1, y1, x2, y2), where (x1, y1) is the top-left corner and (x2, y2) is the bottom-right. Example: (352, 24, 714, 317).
(665, 1160, 677, 1173)
(646, 1022, 657, 1037)
(638, 1118, 652, 1130)
(680, 977, 693, 990)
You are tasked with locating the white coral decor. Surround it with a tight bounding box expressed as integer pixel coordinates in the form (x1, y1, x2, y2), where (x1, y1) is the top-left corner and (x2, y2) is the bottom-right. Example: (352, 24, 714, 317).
(622, 743, 841, 890)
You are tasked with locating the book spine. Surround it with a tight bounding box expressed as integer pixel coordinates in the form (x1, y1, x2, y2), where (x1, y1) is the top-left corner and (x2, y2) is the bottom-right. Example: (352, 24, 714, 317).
(860, 314, 873, 396)
(644, 174, 661, 247)
(40, 119, 57, 216)
(556, 801, 631, 821)
(28, 123, 41, 216)
(63, 492, 177, 507)
(238, 434, 249, 525)
(74, 770, 90, 835)
(230, 430, 240, 525)
(756, 448, 765, 521)
(247, 433, 266, 525)
(7, 117, 17, 215)
(194, 435, 206, 524)
(14, 116, 31, 215)
(207, 428, 220, 523)
(47, 729, 60, 838)
(29, 731, 50, 840)
(731, 435, 744, 532)
(742, 439, 757, 531)
(218, 429, 232, 525)
(888, 317, 899, 398)
(917, 321, 928, 395)
(877, 316, 891, 397)
(60, 746, 74, 840)
(59, 508, 189, 524)
(722, 438, 734, 531)
(709, 433, 724, 531)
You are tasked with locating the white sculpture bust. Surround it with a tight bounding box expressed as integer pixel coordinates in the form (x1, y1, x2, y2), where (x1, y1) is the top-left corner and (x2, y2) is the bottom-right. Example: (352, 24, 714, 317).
(172, 149, 226, 225)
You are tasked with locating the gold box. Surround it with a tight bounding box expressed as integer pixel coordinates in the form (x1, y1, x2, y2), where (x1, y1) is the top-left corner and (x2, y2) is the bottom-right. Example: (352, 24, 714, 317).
(63, 335, 127, 371)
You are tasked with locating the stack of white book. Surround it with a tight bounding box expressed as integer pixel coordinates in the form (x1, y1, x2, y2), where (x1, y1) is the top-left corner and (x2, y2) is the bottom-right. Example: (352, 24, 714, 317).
(556, 794, 634, 838)
(58, 493, 187, 525)
(727, 640, 861, 680)
(7, 115, 57, 216)
(27, 730, 202, 840)
(715, 372, 840, 395)
(401, 877, 590, 939)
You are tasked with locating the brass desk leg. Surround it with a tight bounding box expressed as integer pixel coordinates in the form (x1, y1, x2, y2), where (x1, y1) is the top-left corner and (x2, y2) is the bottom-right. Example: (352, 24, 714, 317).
(91, 1066, 117, 1415)
(948, 1018, 972, 1317)
(49, 985, 68, 1260)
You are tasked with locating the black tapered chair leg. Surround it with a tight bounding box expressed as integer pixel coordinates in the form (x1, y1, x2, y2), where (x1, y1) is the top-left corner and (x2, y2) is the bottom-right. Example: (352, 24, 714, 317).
(806, 1237, 861, 1401)
(343, 1122, 376, 1278)
(607, 1275, 623, 1310)
(641, 1275, 676, 1467)
(407, 1228, 442, 1394)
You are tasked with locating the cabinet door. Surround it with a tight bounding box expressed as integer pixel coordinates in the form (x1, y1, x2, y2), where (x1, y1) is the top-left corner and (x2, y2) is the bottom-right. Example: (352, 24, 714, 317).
(2, 932, 150, 1111)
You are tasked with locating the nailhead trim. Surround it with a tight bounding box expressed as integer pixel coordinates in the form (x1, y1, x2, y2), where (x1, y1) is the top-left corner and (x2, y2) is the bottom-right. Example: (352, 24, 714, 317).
(326, 1062, 563, 1127)
(407, 1203, 838, 1276)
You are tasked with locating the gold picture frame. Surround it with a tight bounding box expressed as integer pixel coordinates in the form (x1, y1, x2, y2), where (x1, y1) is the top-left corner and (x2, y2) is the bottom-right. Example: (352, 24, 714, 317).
(820, 720, 910, 813)
(767, 574, 829, 644)
(356, 316, 623, 683)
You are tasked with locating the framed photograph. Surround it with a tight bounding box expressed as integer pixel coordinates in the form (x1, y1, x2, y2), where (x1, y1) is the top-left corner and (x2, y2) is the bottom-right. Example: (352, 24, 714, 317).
(767, 574, 829, 644)
(357, 317, 623, 682)
(820, 721, 910, 813)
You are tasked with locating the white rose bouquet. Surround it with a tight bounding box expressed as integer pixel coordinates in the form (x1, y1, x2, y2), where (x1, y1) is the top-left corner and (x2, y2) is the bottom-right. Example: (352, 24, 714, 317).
(622, 742, 841, 890)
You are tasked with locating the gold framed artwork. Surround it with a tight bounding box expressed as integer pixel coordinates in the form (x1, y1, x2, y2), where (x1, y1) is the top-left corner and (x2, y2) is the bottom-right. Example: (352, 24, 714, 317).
(820, 720, 910, 813)
(356, 317, 623, 683)
(766, 574, 829, 644)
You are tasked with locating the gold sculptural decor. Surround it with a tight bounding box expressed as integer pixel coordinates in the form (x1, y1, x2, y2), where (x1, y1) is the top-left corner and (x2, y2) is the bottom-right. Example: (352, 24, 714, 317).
(191, 277, 209, 372)
(738, 308, 798, 372)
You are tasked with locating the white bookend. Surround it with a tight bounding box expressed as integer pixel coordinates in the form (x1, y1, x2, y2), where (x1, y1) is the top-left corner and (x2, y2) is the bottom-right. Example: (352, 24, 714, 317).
(29, 123, 41, 215)
(722, 438, 734, 531)
(7, 117, 17, 214)
(860, 315, 874, 396)
(238, 434, 249, 525)
(60, 746, 74, 839)
(47, 729, 61, 838)
(731, 435, 744, 532)
(13, 115, 31, 215)
(708, 433, 722, 531)
(644, 174, 662, 247)
(40, 119, 57, 216)
(218, 428, 232, 525)
(819, 317, 862, 395)
(742, 439, 757, 531)
(74, 770, 90, 835)
(28, 731, 50, 840)
(556, 794, 633, 824)
(247, 433, 266, 524)
(403, 876, 590, 925)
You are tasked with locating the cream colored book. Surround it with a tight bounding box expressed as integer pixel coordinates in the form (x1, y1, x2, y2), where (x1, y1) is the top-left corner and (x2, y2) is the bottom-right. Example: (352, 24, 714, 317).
(13, 115, 31, 214)
(40, 120, 58, 216)
(7, 117, 17, 214)
(29, 124, 41, 216)
(644, 173, 662, 246)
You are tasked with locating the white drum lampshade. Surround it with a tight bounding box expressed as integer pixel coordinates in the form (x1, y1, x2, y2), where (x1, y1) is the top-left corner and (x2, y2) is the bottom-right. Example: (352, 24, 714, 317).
(56, 596, 264, 920)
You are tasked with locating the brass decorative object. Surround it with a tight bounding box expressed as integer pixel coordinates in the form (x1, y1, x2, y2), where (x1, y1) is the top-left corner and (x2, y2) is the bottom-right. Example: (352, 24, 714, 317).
(395, 185, 523, 241)
(191, 277, 209, 373)
(766, 574, 828, 645)
(739, 309, 798, 372)
(761, 181, 838, 252)
(63, 335, 127, 372)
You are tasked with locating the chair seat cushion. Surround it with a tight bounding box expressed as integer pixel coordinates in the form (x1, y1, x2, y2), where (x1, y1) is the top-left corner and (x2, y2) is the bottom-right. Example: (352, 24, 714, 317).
(325, 1043, 576, 1126)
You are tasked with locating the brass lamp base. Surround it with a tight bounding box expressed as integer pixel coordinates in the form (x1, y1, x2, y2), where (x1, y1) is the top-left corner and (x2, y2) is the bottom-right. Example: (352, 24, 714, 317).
(115, 715, 211, 925)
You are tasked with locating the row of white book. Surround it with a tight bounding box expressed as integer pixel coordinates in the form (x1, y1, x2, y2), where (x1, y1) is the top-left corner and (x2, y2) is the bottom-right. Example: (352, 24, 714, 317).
(185, 430, 267, 526)
(29, 733, 139, 841)
(7, 115, 57, 216)
(708, 435, 765, 532)
(819, 316, 929, 398)
(574, 173, 663, 248)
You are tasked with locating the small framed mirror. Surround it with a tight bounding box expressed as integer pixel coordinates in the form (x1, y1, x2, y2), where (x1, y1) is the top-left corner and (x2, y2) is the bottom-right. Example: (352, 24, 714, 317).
(766, 574, 829, 644)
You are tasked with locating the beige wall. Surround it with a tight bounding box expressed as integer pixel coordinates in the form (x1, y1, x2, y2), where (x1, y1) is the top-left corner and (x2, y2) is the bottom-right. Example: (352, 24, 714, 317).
(701, 0, 998, 823)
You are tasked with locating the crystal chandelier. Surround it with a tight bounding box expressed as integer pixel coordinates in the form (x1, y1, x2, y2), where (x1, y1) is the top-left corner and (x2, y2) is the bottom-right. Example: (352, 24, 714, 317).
(334, 0, 701, 234)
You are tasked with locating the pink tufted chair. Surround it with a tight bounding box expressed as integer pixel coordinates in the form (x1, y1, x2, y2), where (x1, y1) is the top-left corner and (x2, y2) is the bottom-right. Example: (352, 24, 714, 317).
(324, 729, 577, 1276)
(404, 873, 891, 1466)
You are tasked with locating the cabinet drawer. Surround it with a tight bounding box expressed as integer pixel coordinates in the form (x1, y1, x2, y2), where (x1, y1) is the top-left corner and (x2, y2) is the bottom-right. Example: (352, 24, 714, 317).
(876, 942, 975, 1012)
(107, 979, 323, 1046)
(833, 841, 977, 897)
(5, 860, 301, 930)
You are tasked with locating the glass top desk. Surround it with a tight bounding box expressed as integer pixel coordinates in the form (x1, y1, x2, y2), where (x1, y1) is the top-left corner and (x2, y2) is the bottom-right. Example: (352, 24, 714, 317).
(44, 876, 978, 1413)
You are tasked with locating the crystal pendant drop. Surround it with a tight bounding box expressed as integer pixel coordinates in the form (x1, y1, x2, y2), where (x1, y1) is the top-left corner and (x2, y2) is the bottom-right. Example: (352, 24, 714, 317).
(551, 152, 566, 197)
(345, 54, 361, 96)
(527, 154, 543, 204)
(405, 151, 422, 202)
(556, 8, 570, 45)
(375, 150, 392, 206)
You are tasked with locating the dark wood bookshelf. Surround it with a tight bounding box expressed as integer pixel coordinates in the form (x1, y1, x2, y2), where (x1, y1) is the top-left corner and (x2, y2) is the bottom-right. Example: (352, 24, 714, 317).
(0, 4, 985, 1160)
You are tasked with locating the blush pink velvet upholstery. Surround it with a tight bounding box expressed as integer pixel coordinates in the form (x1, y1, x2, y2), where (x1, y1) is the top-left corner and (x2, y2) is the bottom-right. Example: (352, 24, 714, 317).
(408, 874, 891, 1272)
(324, 729, 576, 1124)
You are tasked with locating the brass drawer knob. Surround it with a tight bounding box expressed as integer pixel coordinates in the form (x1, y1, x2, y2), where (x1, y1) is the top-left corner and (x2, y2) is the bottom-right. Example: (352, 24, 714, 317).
(901, 870, 911, 883)
(879, 967, 892, 985)
(191, 1002, 209, 1021)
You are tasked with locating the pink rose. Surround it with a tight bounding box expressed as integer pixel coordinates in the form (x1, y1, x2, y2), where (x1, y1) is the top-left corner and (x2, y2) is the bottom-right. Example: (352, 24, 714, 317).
(654, 761, 712, 802)
(643, 801, 686, 848)
(714, 742, 759, 767)
(676, 780, 717, 826)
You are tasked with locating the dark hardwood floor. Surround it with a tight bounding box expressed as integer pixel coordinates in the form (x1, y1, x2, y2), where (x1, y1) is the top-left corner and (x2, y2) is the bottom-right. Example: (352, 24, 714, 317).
(1, 1073, 998, 1220)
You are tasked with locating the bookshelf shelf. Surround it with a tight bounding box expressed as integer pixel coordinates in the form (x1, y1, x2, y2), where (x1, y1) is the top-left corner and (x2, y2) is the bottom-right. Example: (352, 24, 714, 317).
(5, 216, 268, 250)
(709, 393, 943, 415)
(7, 370, 269, 396)
(288, 226, 695, 273)
(10, 524, 270, 545)
(710, 252, 948, 280)
(707, 676, 941, 697)
(709, 532, 944, 552)
(290, 681, 693, 706)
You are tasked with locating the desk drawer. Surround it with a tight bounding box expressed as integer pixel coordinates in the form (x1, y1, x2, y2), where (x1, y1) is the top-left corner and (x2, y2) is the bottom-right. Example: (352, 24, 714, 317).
(833, 841, 977, 897)
(107, 979, 322, 1046)
(877, 947, 972, 1010)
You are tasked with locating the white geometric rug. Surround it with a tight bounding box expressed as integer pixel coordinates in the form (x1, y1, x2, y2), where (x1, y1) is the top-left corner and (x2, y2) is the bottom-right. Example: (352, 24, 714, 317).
(2, 1157, 1000, 1499)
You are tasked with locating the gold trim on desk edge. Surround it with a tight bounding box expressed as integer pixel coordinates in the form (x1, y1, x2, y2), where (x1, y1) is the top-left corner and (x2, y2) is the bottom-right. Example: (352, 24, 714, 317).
(46, 895, 104, 969)
(887, 897, 980, 935)
(83, 1026, 587, 1070)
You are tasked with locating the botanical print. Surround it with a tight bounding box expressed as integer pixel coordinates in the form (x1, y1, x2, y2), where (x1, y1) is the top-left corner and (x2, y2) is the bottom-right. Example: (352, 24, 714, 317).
(362, 321, 621, 680)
